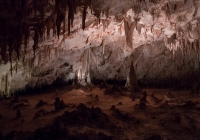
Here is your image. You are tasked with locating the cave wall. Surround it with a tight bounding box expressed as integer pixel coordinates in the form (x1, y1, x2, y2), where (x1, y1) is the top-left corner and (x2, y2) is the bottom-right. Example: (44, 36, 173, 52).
(0, 0, 200, 96)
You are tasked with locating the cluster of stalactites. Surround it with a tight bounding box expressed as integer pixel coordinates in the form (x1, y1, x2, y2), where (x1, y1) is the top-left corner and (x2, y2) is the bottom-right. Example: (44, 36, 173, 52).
(0, 0, 93, 74)
(124, 15, 144, 49)
(0, 0, 49, 73)
(55, 0, 92, 36)
(163, 33, 177, 51)
(163, 23, 200, 59)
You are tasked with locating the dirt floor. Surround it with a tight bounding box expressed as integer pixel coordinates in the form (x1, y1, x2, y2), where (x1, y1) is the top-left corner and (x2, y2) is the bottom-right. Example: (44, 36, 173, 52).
(0, 85, 200, 140)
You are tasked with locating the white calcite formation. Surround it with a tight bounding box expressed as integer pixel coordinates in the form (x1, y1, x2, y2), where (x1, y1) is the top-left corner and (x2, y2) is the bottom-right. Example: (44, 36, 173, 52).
(0, 0, 200, 96)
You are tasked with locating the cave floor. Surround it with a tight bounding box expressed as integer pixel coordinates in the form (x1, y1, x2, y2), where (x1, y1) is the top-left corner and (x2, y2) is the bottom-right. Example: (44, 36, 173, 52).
(0, 86, 200, 140)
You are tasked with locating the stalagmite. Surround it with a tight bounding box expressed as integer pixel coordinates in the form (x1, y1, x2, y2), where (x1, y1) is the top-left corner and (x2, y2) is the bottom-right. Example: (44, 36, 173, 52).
(80, 50, 88, 86)
(125, 76, 130, 88)
(127, 62, 141, 92)
(82, 51, 88, 79)
(86, 48, 92, 86)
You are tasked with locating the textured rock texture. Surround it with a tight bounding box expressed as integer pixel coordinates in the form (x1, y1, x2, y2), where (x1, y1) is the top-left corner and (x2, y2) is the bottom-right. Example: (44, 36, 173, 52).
(0, 0, 200, 96)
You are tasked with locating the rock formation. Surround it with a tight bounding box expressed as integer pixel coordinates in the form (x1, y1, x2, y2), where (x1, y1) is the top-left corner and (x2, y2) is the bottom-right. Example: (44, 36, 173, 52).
(0, 0, 200, 96)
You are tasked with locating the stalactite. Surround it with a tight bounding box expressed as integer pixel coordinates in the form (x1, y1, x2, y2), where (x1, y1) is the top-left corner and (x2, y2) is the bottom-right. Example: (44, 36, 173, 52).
(16, 60, 18, 73)
(67, 0, 77, 35)
(48, 46, 51, 61)
(67, 2, 72, 35)
(94, 9, 101, 25)
(34, 0, 37, 17)
(47, 20, 51, 37)
(163, 4, 170, 18)
(188, 40, 191, 57)
(24, 23, 30, 54)
(184, 0, 187, 4)
(182, 38, 186, 53)
(40, 2, 45, 23)
(16, 25, 23, 60)
(0, 0, 93, 66)
(53, 19, 56, 37)
(56, 12, 64, 38)
(103, 19, 111, 31)
(82, 1, 88, 30)
(100, 39, 105, 55)
(196, 39, 199, 53)
(8, 42, 13, 76)
(124, 19, 136, 49)
(136, 23, 144, 35)
(38, 23, 44, 40)
(133, 3, 141, 14)
(63, 14, 66, 36)
(54, 0, 65, 37)
(191, 41, 194, 51)
(105, 7, 109, 19)
(1, 41, 7, 64)
(33, 24, 39, 57)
